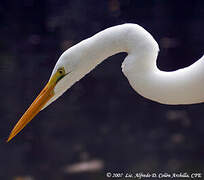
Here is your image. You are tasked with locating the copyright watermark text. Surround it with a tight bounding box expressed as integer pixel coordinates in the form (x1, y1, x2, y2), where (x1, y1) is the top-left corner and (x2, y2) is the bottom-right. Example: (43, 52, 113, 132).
(106, 172, 202, 179)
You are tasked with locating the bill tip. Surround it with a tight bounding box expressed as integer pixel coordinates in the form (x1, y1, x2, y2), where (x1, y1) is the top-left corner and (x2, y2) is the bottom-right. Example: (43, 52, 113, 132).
(7, 134, 13, 143)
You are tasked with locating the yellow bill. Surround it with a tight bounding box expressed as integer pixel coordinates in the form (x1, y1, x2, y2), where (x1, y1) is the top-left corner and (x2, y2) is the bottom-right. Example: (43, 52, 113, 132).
(7, 67, 66, 142)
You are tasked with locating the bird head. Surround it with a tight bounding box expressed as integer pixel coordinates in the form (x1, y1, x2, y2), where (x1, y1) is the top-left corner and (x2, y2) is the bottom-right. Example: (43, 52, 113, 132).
(7, 65, 70, 142)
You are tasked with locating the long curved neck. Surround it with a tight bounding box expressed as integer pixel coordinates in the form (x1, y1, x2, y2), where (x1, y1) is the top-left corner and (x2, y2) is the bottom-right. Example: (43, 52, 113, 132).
(58, 24, 204, 105)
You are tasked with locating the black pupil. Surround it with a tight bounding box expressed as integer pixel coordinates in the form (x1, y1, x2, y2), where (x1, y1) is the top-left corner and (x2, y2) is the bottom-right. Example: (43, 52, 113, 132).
(59, 70, 63, 74)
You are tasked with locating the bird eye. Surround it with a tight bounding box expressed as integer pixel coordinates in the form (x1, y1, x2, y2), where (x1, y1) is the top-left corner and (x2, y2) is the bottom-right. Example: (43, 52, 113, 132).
(56, 67, 66, 83)
(58, 67, 65, 75)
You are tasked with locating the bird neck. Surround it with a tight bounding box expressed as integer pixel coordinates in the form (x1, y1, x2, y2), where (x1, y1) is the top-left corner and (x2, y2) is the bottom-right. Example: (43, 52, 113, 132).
(74, 24, 204, 105)
(59, 24, 204, 105)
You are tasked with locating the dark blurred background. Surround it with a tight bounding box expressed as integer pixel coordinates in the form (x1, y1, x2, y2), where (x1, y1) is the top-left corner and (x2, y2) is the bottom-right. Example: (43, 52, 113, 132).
(1, 0, 204, 179)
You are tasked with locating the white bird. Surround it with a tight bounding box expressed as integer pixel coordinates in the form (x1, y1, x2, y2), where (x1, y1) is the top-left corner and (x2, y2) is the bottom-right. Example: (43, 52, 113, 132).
(7, 23, 204, 142)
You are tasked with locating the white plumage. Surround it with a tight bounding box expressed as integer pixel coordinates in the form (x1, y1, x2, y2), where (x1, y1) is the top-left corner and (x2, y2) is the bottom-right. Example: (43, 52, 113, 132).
(47, 23, 204, 107)
(8, 23, 204, 142)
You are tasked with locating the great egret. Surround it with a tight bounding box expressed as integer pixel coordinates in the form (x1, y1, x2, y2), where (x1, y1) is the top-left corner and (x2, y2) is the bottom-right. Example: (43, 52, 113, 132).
(7, 23, 204, 142)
